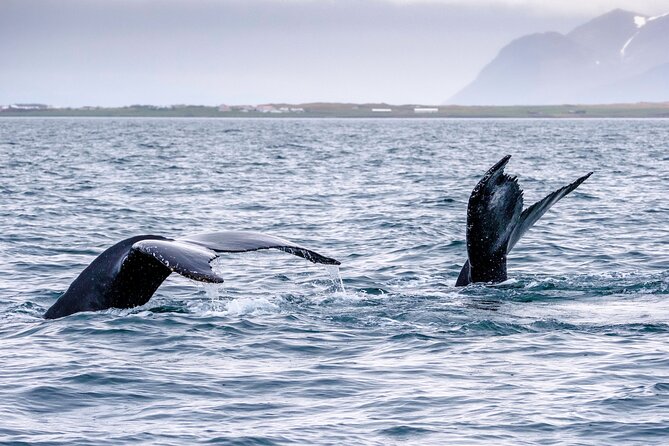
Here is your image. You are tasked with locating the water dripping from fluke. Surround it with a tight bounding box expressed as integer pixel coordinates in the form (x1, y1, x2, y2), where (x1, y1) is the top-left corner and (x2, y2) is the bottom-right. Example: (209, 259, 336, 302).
(324, 265, 346, 292)
(203, 282, 225, 312)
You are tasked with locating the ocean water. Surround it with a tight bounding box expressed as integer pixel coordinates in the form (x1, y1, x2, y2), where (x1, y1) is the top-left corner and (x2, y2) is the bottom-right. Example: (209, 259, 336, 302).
(0, 117, 668, 445)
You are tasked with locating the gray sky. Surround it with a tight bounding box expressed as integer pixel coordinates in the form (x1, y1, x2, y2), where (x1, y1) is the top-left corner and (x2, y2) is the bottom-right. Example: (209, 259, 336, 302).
(1, 0, 667, 106)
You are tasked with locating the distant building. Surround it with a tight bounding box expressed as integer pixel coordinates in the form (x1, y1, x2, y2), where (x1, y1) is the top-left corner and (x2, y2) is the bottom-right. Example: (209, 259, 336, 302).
(371, 108, 392, 112)
(414, 107, 439, 113)
(218, 104, 231, 112)
(8, 103, 49, 110)
(235, 105, 254, 113)
(289, 107, 305, 113)
(256, 104, 277, 113)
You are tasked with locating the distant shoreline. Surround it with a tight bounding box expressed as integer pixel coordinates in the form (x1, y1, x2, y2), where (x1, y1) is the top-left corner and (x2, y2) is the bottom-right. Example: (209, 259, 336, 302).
(2, 102, 669, 118)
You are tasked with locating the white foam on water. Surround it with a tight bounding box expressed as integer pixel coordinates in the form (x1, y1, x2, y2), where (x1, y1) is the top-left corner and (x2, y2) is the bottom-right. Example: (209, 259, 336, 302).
(223, 297, 279, 316)
(490, 278, 518, 287)
(183, 295, 280, 317)
(505, 294, 669, 327)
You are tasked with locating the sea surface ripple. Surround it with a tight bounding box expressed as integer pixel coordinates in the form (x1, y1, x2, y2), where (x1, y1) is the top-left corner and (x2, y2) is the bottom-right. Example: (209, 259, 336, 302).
(0, 118, 668, 445)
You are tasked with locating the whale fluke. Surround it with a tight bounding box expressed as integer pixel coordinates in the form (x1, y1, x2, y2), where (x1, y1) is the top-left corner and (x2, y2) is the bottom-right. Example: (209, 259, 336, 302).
(44, 231, 339, 319)
(133, 239, 224, 283)
(179, 231, 341, 265)
(455, 156, 591, 286)
(507, 171, 592, 252)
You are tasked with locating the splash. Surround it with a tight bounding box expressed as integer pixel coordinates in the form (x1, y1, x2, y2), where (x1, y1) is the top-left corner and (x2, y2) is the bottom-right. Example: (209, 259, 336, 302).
(225, 297, 278, 316)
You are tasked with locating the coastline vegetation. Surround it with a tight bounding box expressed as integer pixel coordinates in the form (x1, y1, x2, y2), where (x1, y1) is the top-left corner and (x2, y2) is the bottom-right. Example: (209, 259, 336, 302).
(1, 102, 668, 118)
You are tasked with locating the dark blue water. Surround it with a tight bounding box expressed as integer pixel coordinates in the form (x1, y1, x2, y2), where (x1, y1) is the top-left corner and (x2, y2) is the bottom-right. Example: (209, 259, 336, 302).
(1, 118, 668, 445)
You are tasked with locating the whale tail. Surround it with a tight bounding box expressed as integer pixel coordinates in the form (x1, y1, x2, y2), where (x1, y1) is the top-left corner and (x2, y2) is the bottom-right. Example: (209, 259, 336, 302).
(44, 231, 340, 319)
(507, 171, 592, 252)
(455, 156, 591, 286)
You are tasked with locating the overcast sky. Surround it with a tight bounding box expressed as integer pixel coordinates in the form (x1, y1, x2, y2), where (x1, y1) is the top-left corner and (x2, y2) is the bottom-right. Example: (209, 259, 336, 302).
(1, 0, 667, 106)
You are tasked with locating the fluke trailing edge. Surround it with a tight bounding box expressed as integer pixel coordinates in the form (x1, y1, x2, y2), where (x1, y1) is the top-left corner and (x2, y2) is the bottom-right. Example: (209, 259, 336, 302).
(44, 231, 340, 319)
(455, 155, 592, 286)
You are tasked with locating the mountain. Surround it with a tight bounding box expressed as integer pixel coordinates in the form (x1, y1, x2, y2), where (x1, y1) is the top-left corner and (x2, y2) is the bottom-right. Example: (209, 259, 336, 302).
(568, 9, 641, 66)
(586, 62, 669, 103)
(622, 13, 669, 74)
(449, 9, 669, 105)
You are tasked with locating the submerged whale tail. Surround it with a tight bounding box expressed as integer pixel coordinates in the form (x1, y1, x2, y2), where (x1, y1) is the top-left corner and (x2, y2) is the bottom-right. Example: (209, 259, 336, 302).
(44, 231, 339, 319)
(455, 155, 592, 286)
